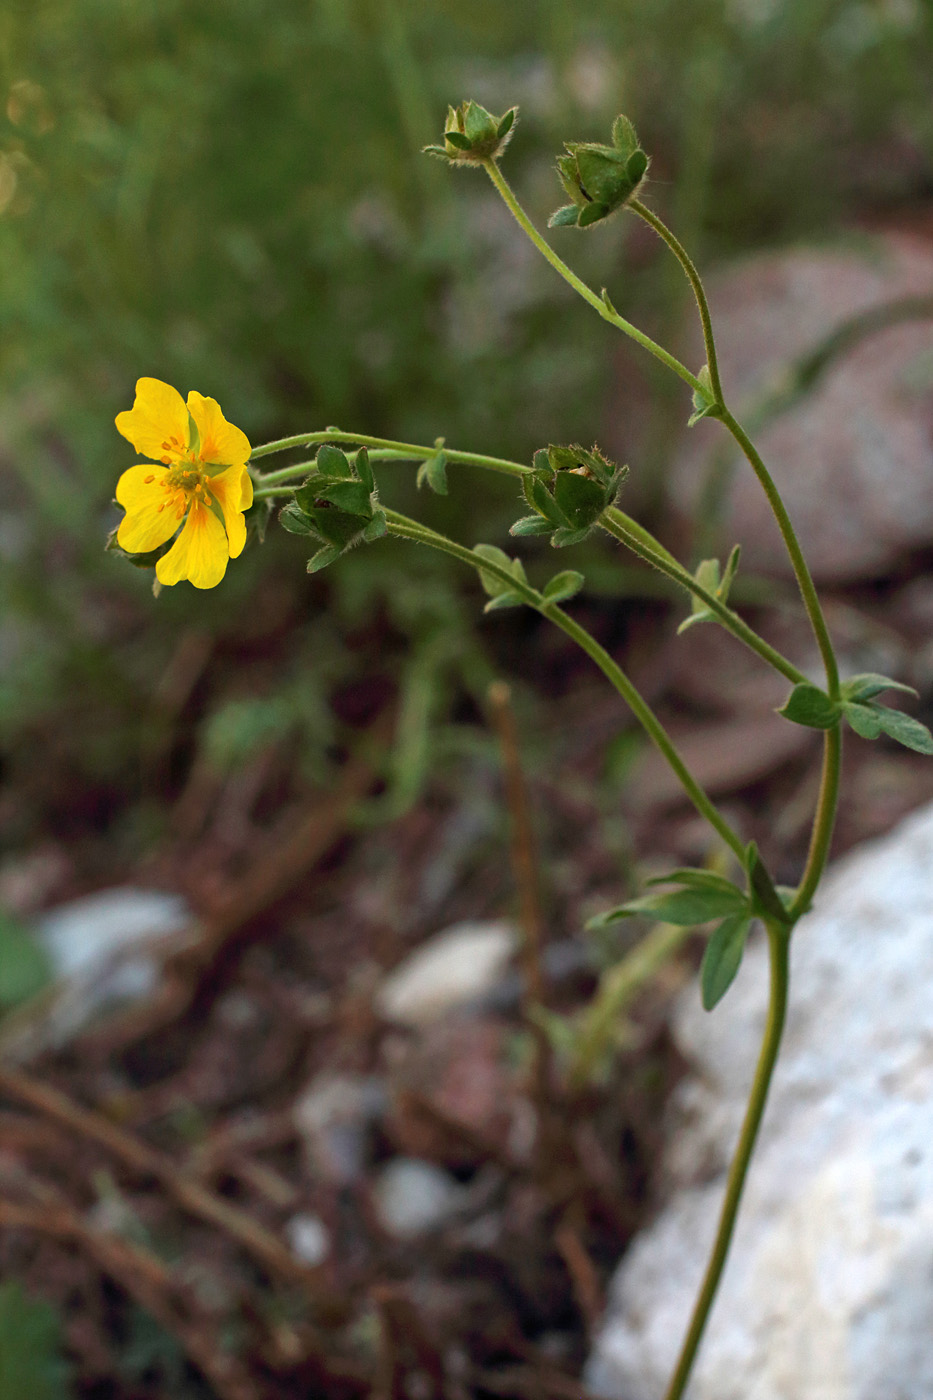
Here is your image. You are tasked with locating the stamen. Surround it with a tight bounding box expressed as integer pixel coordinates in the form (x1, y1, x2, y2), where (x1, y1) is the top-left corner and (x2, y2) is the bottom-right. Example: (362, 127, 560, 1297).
(161, 456, 170, 465)
(176, 504, 186, 519)
(144, 474, 155, 484)
(158, 502, 166, 512)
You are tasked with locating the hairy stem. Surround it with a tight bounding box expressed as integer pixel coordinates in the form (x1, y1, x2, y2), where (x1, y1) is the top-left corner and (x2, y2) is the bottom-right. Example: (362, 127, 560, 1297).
(662, 919, 791, 1400)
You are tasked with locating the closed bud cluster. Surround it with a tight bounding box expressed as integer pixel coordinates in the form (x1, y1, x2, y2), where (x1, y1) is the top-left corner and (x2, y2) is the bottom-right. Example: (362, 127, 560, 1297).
(423, 101, 518, 167)
(549, 114, 648, 229)
(510, 444, 628, 549)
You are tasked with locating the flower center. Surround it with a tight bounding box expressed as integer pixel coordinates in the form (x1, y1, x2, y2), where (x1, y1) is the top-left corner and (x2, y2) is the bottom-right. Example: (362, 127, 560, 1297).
(156, 456, 212, 520)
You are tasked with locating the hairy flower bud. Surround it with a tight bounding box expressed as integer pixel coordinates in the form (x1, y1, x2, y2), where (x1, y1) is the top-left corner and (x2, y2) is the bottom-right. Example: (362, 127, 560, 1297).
(423, 100, 518, 166)
(548, 114, 648, 229)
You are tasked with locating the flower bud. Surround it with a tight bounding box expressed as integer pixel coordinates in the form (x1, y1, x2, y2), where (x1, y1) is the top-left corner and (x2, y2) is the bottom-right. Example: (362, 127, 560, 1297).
(548, 114, 648, 229)
(423, 101, 518, 166)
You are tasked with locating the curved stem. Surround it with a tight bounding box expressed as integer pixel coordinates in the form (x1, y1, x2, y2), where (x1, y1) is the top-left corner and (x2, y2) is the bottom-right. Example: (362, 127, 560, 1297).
(629, 197, 723, 403)
(662, 918, 791, 1400)
(789, 724, 841, 920)
(600, 507, 807, 686)
(719, 409, 839, 696)
(252, 430, 530, 479)
(383, 509, 746, 864)
(480, 159, 704, 397)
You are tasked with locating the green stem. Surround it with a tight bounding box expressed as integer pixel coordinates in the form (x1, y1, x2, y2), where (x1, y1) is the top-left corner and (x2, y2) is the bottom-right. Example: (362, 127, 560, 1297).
(719, 409, 839, 696)
(251, 430, 530, 479)
(480, 159, 704, 397)
(629, 197, 723, 404)
(789, 725, 841, 920)
(600, 507, 807, 686)
(383, 509, 746, 864)
(662, 918, 791, 1400)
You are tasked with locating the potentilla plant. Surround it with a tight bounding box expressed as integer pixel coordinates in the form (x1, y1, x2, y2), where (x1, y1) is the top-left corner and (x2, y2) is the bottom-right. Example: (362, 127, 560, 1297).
(108, 101, 933, 1398)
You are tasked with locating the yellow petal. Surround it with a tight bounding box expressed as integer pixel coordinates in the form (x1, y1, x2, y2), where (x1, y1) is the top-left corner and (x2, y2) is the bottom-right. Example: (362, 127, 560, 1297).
(186, 391, 251, 466)
(115, 465, 179, 553)
(115, 379, 190, 462)
(156, 499, 228, 589)
(206, 465, 252, 559)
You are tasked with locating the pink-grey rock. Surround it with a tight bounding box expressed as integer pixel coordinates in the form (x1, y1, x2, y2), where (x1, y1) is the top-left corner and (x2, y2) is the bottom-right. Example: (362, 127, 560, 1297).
(672, 234, 933, 583)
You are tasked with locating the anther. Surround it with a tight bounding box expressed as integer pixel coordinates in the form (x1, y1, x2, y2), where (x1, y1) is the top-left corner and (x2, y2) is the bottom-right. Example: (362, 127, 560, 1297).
(144, 474, 155, 484)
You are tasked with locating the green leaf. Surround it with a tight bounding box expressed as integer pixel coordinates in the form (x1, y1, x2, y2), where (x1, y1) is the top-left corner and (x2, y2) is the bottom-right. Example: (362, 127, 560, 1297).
(307, 545, 343, 573)
(0, 913, 53, 1010)
(444, 130, 472, 151)
(701, 915, 753, 1011)
(278, 502, 320, 537)
(530, 478, 565, 525)
(416, 449, 448, 495)
(0, 1282, 70, 1400)
(548, 204, 579, 228)
(873, 706, 933, 755)
(510, 515, 553, 537)
(626, 149, 648, 184)
(355, 446, 374, 492)
(316, 444, 352, 478)
(595, 885, 748, 927)
(473, 543, 527, 598)
(840, 672, 919, 703)
(551, 525, 591, 549)
(645, 868, 745, 896)
(293, 479, 321, 514)
(843, 700, 885, 740)
(532, 449, 552, 476)
(687, 364, 719, 427)
(542, 570, 584, 603)
(600, 286, 618, 316)
(316, 479, 372, 516)
(778, 682, 841, 730)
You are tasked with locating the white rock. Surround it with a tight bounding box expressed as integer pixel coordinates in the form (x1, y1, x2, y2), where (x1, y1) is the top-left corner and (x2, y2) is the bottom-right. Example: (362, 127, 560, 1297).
(372, 1157, 466, 1238)
(588, 801, 933, 1400)
(376, 920, 516, 1028)
(285, 1213, 330, 1267)
(4, 888, 193, 1056)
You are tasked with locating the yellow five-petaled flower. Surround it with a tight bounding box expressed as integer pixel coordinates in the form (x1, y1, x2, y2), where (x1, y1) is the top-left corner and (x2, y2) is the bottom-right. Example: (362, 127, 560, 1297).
(115, 378, 254, 589)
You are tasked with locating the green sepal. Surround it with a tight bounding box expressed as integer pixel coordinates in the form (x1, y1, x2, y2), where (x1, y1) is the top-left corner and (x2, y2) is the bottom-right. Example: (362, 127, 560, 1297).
(316, 479, 373, 516)
(701, 914, 753, 1011)
(575, 146, 628, 206)
(416, 449, 448, 495)
(510, 515, 554, 537)
(601, 287, 618, 316)
(532, 448, 553, 476)
(554, 471, 606, 528)
(278, 502, 320, 537)
(362, 511, 387, 542)
(840, 673, 919, 704)
(444, 130, 472, 151)
(530, 477, 566, 525)
(548, 204, 580, 228)
(611, 114, 639, 156)
(542, 570, 584, 604)
(309, 507, 367, 550)
(687, 364, 721, 427)
(422, 144, 451, 160)
(307, 545, 343, 573)
(746, 843, 792, 925)
(626, 149, 648, 184)
(843, 701, 933, 754)
(578, 200, 610, 228)
(778, 682, 841, 730)
(316, 444, 352, 478)
(294, 479, 321, 514)
(551, 525, 591, 549)
(463, 99, 496, 143)
(497, 107, 517, 139)
(355, 446, 374, 493)
(588, 883, 748, 929)
(483, 591, 525, 613)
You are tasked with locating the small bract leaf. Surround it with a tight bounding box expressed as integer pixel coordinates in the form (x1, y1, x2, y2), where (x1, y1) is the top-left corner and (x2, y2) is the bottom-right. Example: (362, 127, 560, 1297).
(484, 591, 525, 613)
(778, 683, 840, 730)
(551, 525, 591, 549)
(444, 130, 472, 150)
(542, 570, 584, 603)
(701, 915, 752, 1011)
(355, 446, 374, 492)
(548, 204, 580, 228)
(611, 114, 639, 156)
(278, 503, 320, 537)
(497, 107, 516, 139)
(510, 515, 553, 537)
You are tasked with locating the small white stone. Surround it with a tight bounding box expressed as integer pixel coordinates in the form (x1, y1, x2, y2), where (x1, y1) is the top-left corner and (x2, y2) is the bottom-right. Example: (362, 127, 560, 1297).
(376, 921, 516, 1028)
(372, 1158, 466, 1238)
(293, 1072, 386, 1186)
(285, 1213, 330, 1267)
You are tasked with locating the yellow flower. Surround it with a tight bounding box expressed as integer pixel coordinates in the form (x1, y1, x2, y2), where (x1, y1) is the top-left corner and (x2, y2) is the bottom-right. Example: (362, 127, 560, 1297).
(114, 377, 254, 589)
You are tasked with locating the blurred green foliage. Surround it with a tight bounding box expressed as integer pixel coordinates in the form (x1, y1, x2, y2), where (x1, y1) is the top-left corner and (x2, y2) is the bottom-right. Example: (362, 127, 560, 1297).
(0, 0, 931, 846)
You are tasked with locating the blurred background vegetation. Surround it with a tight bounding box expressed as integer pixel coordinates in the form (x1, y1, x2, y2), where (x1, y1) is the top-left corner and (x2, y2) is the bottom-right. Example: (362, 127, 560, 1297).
(1, 0, 932, 862)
